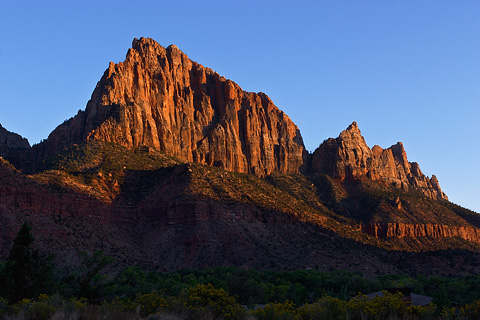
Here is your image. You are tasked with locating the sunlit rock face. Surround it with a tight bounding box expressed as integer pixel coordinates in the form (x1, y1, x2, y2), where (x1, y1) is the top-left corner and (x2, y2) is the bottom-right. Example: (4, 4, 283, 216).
(37, 37, 307, 176)
(362, 223, 480, 243)
(311, 122, 447, 201)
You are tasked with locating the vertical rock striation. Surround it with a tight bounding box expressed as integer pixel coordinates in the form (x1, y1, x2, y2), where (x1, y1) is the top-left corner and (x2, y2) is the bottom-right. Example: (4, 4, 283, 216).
(311, 122, 447, 200)
(37, 37, 306, 176)
(0, 124, 31, 167)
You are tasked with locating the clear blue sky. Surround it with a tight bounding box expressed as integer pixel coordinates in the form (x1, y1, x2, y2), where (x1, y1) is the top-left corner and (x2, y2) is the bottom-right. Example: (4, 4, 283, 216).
(0, 1, 479, 213)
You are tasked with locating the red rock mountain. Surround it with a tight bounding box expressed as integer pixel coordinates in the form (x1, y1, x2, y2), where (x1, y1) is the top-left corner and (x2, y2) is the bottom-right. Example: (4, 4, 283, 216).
(37, 37, 306, 176)
(32, 38, 445, 200)
(1, 37, 478, 275)
(311, 122, 447, 201)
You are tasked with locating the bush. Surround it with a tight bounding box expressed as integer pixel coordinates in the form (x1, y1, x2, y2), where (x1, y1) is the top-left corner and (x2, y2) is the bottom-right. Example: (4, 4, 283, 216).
(252, 300, 299, 320)
(461, 299, 480, 319)
(109, 291, 170, 317)
(180, 284, 244, 320)
(0, 296, 10, 318)
(25, 301, 56, 320)
(298, 296, 347, 320)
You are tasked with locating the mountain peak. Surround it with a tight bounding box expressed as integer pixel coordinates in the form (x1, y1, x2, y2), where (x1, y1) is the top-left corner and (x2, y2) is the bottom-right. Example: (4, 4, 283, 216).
(346, 121, 359, 131)
(132, 37, 161, 50)
(28, 38, 446, 199)
(312, 122, 447, 200)
(36, 38, 307, 176)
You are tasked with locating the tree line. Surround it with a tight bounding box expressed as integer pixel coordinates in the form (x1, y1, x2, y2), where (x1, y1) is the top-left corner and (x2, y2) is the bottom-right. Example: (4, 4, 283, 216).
(2, 222, 480, 319)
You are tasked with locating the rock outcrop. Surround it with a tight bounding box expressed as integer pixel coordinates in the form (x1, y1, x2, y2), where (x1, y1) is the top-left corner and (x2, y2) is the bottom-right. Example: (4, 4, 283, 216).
(0, 124, 30, 152)
(36, 37, 306, 176)
(362, 223, 480, 243)
(0, 124, 31, 169)
(311, 122, 447, 200)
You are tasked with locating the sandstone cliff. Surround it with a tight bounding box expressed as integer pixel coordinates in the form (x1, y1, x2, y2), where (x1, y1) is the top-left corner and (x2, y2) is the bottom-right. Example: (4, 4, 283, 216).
(311, 122, 447, 201)
(36, 37, 306, 176)
(362, 223, 480, 243)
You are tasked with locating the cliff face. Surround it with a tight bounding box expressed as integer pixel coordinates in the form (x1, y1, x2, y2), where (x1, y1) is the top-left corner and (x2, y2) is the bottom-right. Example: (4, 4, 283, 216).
(311, 122, 447, 201)
(29, 38, 447, 200)
(37, 37, 306, 176)
(362, 223, 480, 243)
(0, 124, 30, 152)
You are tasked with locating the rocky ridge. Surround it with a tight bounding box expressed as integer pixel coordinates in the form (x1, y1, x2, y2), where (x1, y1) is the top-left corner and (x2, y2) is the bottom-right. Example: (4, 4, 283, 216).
(311, 122, 447, 201)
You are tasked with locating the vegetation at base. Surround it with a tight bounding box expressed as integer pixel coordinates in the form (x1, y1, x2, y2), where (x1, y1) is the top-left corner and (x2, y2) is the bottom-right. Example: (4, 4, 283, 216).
(2, 222, 480, 319)
(0, 222, 54, 303)
(1, 290, 480, 320)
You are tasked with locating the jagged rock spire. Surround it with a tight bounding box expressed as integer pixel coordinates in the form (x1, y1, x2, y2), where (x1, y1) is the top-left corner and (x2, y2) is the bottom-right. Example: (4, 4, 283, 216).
(312, 122, 447, 200)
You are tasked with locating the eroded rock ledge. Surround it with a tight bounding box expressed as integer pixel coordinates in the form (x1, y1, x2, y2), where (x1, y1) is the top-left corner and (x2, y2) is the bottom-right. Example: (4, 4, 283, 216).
(362, 223, 480, 242)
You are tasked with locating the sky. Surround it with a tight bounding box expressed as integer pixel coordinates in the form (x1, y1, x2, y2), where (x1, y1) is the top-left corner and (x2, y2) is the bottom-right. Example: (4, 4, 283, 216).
(0, 0, 479, 212)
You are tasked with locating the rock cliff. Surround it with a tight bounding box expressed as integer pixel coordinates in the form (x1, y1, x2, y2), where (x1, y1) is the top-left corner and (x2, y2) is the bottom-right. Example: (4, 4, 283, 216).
(0, 124, 31, 170)
(36, 37, 306, 176)
(0, 124, 30, 152)
(311, 122, 447, 200)
(362, 223, 480, 243)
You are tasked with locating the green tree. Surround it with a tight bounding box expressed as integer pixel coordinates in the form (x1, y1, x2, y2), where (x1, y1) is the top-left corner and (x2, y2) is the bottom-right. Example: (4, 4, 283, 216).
(180, 283, 244, 320)
(4, 222, 54, 302)
(61, 250, 113, 302)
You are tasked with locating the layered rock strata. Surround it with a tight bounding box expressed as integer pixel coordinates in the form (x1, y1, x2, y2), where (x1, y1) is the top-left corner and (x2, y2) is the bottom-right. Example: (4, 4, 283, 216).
(37, 37, 306, 176)
(362, 223, 480, 243)
(311, 122, 447, 200)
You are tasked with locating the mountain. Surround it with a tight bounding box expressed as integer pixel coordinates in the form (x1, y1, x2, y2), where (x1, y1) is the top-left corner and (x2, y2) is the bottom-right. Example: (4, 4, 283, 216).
(0, 37, 479, 275)
(311, 122, 447, 201)
(33, 37, 306, 176)
(0, 123, 30, 167)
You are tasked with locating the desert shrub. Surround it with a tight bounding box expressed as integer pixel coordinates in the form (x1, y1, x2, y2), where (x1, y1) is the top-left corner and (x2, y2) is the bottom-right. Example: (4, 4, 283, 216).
(110, 291, 170, 317)
(179, 283, 244, 320)
(460, 299, 480, 320)
(298, 296, 347, 320)
(0, 296, 10, 318)
(252, 300, 299, 320)
(24, 301, 56, 320)
(406, 304, 436, 320)
(345, 292, 410, 320)
(101, 301, 139, 320)
(61, 297, 88, 319)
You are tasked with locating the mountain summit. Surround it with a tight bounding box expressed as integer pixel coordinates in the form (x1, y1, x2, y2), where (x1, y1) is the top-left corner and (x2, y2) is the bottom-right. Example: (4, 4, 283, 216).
(0, 38, 477, 275)
(311, 121, 447, 201)
(31, 38, 444, 200)
(38, 37, 306, 176)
